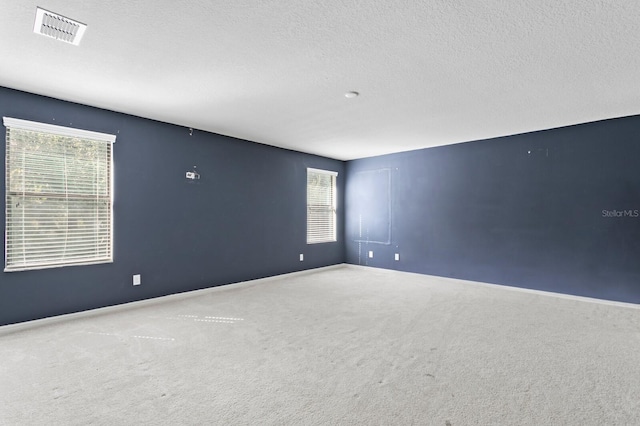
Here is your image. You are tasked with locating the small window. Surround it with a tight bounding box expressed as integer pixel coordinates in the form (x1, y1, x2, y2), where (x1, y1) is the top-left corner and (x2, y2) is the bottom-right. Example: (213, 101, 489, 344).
(307, 168, 338, 244)
(3, 117, 115, 272)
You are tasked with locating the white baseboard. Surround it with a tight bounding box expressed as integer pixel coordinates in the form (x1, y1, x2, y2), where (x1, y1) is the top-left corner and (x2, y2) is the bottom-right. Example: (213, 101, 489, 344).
(0, 264, 347, 333)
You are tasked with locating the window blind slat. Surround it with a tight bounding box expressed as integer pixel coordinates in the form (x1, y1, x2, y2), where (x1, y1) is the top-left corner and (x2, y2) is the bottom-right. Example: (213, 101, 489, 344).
(4, 121, 114, 272)
(307, 169, 337, 244)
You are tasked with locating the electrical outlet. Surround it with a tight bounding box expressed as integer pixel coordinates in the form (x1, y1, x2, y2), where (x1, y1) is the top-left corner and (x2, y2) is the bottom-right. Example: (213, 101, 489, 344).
(299, 254, 304, 261)
(368, 251, 374, 258)
(395, 253, 400, 261)
(133, 274, 141, 286)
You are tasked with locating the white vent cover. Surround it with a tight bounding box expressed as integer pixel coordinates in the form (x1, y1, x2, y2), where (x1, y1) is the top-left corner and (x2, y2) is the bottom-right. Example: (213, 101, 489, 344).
(33, 7, 87, 46)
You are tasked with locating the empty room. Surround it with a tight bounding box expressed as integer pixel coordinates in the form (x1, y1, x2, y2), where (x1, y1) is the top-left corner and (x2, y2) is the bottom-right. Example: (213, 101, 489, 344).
(1, 1, 640, 425)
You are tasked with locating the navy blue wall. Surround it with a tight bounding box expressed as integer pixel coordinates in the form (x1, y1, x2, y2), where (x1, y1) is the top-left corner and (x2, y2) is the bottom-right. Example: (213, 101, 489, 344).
(0, 86, 344, 326)
(346, 117, 640, 303)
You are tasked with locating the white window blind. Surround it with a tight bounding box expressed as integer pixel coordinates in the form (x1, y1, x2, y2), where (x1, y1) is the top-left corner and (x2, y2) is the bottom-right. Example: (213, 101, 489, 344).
(307, 168, 337, 244)
(3, 117, 115, 272)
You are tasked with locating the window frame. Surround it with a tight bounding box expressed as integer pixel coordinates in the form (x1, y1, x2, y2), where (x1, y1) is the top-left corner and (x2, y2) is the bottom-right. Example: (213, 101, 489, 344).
(3, 117, 116, 272)
(306, 167, 338, 244)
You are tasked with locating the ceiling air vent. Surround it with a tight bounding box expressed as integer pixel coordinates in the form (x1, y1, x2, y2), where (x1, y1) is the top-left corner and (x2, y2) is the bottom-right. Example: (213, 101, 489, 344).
(33, 7, 87, 46)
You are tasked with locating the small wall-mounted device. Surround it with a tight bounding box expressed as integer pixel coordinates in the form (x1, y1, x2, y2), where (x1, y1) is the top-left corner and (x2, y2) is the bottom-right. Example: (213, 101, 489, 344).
(186, 165, 200, 180)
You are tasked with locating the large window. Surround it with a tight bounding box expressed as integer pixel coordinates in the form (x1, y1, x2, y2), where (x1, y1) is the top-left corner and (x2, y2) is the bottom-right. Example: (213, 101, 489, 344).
(307, 168, 337, 244)
(3, 117, 115, 272)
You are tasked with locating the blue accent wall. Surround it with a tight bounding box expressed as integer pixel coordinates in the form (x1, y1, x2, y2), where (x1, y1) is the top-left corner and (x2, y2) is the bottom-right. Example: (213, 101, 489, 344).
(346, 117, 640, 303)
(0, 86, 344, 326)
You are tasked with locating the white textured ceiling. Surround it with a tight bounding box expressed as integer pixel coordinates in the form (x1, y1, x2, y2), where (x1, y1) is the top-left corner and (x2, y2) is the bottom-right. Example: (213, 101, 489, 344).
(1, 1, 639, 160)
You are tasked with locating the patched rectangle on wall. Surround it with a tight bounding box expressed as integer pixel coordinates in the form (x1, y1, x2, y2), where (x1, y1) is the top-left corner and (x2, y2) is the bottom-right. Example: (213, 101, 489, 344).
(350, 168, 392, 244)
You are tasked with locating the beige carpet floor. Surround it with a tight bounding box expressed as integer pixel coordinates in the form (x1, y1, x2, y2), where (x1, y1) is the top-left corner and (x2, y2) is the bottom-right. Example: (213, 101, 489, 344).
(1, 265, 640, 425)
